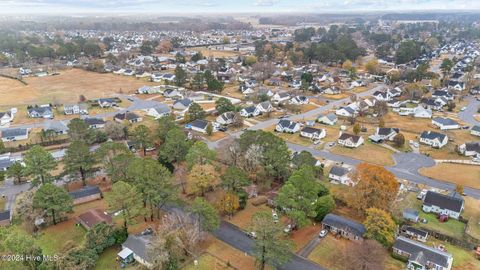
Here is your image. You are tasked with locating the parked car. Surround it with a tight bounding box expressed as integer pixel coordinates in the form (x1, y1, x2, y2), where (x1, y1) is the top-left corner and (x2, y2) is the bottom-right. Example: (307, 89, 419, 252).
(245, 231, 257, 239)
(313, 140, 321, 145)
(460, 107, 467, 111)
(319, 230, 328, 238)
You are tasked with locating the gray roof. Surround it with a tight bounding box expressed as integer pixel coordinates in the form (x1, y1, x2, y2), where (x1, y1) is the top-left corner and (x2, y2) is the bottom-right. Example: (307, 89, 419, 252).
(0, 158, 14, 170)
(423, 191, 464, 213)
(44, 120, 69, 133)
(420, 131, 447, 142)
(472, 125, 480, 132)
(301, 127, 322, 135)
(84, 118, 105, 126)
(322, 214, 366, 237)
(404, 226, 428, 238)
(189, 119, 209, 130)
(174, 98, 192, 107)
(403, 208, 419, 218)
(393, 236, 452, 268)
(338, 133, 362, 143)
(28, 106, 52, 115)
(243, 106, 256, 113)
(278, 119, 298, 130)
(122, 234, 153, 262)
(464, 142, 480, 153)
(1, 128, 28, 138)
(329, 165, 349, 177)
(377, 127, 399, 136)
(69, 185, 101, 199)
(152, 104, 171, 114)
(0, 210, 10, 221)
(432, 117, 459, 126)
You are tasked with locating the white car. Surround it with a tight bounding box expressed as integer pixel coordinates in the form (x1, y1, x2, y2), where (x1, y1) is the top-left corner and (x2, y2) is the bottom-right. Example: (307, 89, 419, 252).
(319, 230, 328, 238)
(245, 231, 257, 239)
(460, 107, 467, 111)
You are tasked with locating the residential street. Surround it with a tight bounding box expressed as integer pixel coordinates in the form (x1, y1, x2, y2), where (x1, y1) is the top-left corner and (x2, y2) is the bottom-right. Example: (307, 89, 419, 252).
(458, 96, 480, 125)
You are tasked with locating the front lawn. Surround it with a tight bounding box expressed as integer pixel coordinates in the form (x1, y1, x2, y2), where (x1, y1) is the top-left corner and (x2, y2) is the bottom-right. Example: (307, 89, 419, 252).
(414, 213, 466, 239)
(419, 163, 480, 189)
(330, 141, 395, 166)
(35, 219, 87, 255)
(183, 253, 233, 270)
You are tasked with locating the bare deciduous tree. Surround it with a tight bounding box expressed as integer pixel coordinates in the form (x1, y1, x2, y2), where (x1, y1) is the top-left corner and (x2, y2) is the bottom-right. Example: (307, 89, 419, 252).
(252, 61, 275, 83)
(158, 212, 205, 257)
(334, 240, 386, 270)
(243, 144, 264, 173)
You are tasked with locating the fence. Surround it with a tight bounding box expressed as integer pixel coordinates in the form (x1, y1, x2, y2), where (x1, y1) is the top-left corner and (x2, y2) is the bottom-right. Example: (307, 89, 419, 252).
(0, 74, 28, 85)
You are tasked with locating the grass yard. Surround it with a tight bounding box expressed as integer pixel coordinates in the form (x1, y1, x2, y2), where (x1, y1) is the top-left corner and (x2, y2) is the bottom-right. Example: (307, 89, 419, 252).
(419, 163, 480, 189)
(35, 219, 87, 255)
(0, 69, 155, 106)
(229, 201, 278, 230)
(183, 253, 233, 270)
(330, 141, 395, 166)
(0, 196, 5, 211)
(414, 213, 466, 239)
(463, 197, 480, 240)
(321, 93, 351, 100)
(429, 240, 480, 270)
(390, 191, 422, 220)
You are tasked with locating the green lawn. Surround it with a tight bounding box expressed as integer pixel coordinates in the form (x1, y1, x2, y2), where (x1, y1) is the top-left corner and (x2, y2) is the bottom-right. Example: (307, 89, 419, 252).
(35, 220, 87, 255)
(429, 240, 480, 270)
(0, 197, 6, 211)
(94, 246, 143, 270)
(414, 213, 466, 239)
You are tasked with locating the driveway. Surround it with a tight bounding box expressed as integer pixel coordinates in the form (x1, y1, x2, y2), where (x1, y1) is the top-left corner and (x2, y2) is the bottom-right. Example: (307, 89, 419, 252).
(458, 96, 479, 126)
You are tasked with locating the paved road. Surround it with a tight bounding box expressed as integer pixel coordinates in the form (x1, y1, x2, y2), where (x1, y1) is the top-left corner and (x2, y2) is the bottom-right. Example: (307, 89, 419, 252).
(0, 178, 30, 211)
(458, 96, 479, 126)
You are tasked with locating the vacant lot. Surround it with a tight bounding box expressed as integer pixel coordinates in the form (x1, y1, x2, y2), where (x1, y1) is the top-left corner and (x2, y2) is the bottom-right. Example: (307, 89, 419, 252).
(0, 69, 155, 106)
(330, 141, 395, 166)
(419, 163, 480, 189)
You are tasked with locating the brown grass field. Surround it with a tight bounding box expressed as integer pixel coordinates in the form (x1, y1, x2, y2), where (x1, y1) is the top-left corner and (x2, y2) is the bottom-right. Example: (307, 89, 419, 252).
(418, 163, 480, 189)
(189, 48, 240, 58)
(0, 69, 155, 106)
(330, 141, 395, 166)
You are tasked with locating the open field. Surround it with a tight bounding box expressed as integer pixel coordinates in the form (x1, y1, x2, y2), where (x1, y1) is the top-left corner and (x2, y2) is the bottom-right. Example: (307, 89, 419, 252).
(330, 141, 395, 166)
(419, 163, 480, 189)
(0, 69, 155, 106)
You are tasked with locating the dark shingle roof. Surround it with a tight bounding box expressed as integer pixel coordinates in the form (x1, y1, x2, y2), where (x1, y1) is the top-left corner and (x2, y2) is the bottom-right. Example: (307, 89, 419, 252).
(1, 128, 28, 138)
(69, 185, 101, 200)
(0, 210, 10, 221)
(338, 133, 362, 143)
(189, 119, 209, 130)
(404, 226, 428, 237)
(393, 236, 452, 268)
(423, 191, 464, 213)
(329, 166, 349, 177)
(420, 131, 447, 142)
(377, 127, 399, 136)
(123, 234, 153, 262)
(300, 127, 322, 134)
(84, 118, 105, 126)
(322, 214, 366, 237)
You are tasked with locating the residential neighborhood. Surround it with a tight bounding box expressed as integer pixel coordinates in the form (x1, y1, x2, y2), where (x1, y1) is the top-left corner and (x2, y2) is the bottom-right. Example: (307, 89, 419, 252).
(1, 4, 480, 270)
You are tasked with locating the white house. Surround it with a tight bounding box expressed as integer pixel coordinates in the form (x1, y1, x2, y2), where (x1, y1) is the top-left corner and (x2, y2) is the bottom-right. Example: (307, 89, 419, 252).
(272, 92, 290, 103)
(317, 113, 338, 126)
(413, 106, 432, 118)
(256, 101, 273, 114)
(393, 236, 453, 270)
(419, 131, 448, 148)
(0, 110, 14, 126)
(288, 96, 309, 105)
(145, 104, 171, 119)
(373, 91, 392, 101)
(470, 125, 480, 137)
(369, 127, 399, 142)
(329, 165, 355, 186)
(275, 120, 301, 133)
(28, 106, 53, 119)
(1, 128, 29, 142)
(300, 127, 326, 140)
(335, 106, 357, 117)
(240, 106, 260, 118)
(186, 119, 212, 134)
(458, 142, 480, 157)
(422, 191, 464, 219)
(216, 111, 236, 125)
(432, 117, 460, 130)
(337, 132, 364, 148)
(64, 103, 88, 115)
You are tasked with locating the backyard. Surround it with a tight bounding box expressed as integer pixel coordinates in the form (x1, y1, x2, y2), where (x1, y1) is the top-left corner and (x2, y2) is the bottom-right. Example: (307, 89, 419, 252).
(330, 141, 395, 166)
(414, 212, 466, 239)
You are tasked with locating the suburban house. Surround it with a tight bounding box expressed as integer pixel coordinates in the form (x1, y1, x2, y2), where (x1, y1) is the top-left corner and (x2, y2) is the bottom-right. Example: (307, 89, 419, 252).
(448, 80, 465, 91)
(256, 101, 273, 114)
(432, 117, 460, 130)
(401, 226, 429, 242)
(393, 236, 453, 270)
(114, 111, 142, 123)
(422, 191, 464, 219)
(163, 88, 182, 98)
(64, 103, 88, 115)
(185, 119, 211, 134)
(1, 128, 29, 142)
(403, 208, 420, 223)
(275, 120, 301, 133)
(328, 165, 355, 186)
(335, 106, 357, 117)
(0, 210, 11, 226)
(240, 106, 260, 118)
(69, 185, 103, 205)
(337, 132, 364, 148)
(272, 92, 291, 103)
(145, 104, 171, 119)
(471, 125, 480, 137)
(373, 90, 392, 101)
(43, 120, 69, 135)
(432, 90, 454, 101)
(321, 214, 366, 241)
(97, 98, 117, 108)
(84, 118, 106, 129)
(419, 131, 448, 149)
(399, 106, 433, 118)
(300, 127, 326, 140)
(0, 110, 14, 126)
(369, 127, 399, 143)
(118, 234, 154, 268)
(288, 96, 309, 105)
(216, 112, 236, 125)
(317, 113, 338, 126)
(77, 209, 112, 230)
(458, 142, 480, 157)
(0, 153, 15, 172)
(28, 106, 53, 119)
(173, 98, 193, 111)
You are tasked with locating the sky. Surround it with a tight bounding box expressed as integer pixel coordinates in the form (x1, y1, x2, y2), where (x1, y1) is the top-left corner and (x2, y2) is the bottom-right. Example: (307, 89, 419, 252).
(0, 0, 478, 14)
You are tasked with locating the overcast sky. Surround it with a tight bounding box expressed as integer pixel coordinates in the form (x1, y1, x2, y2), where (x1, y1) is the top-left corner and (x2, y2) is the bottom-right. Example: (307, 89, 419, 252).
(0, 0, 478, 14)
